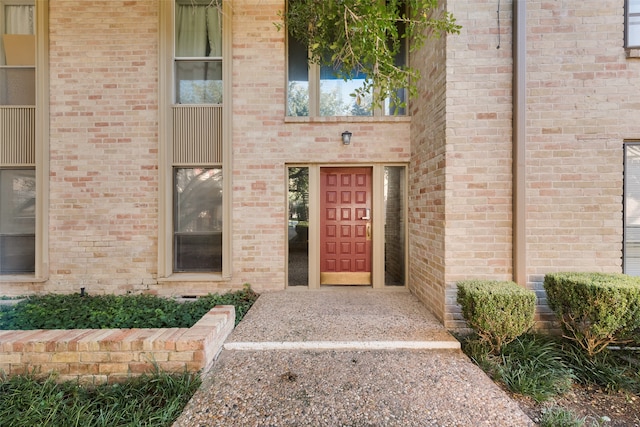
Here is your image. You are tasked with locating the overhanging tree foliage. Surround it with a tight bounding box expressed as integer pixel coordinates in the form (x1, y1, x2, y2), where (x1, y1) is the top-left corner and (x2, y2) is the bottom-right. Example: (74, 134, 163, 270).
(278, 0, 461, 111)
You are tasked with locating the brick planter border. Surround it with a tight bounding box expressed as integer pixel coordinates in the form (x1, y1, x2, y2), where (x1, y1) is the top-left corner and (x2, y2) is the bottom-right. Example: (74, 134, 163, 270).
(0, 305, 235, 384)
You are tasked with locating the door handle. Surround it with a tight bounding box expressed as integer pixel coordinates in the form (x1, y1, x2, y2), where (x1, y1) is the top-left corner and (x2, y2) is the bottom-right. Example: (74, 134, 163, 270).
(361, 208, 370, 220)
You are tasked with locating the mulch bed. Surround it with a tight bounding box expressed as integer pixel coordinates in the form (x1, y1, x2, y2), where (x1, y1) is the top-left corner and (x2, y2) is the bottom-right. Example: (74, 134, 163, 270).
(513, 384, 640, 426)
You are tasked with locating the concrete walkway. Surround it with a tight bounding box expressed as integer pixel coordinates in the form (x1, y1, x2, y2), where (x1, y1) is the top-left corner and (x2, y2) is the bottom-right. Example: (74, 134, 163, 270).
(173, 288, 535, 426)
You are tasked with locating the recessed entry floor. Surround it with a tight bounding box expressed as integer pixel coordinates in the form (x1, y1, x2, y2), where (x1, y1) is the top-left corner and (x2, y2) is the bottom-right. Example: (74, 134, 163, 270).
(225, 288, 458, 349)
(173, 288, 535, 426)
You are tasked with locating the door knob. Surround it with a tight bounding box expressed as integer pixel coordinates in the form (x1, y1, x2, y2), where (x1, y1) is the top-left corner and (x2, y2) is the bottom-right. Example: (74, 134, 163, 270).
(361, 208, 370, 220)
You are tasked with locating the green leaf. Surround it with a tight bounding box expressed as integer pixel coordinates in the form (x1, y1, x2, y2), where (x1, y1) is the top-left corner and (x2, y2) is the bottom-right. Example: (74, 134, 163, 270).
(283, 0, 461, 112)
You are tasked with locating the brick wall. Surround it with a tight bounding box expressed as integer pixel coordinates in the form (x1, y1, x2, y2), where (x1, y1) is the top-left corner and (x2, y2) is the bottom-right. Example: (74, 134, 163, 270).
(413, 0, 639, 329)
(1, 0, 410, 297)
(409, 1, 512, 326)
(441, 0, 515, 328)
(47, 1, 160, 294)
(3, 0, 633, 332)
(408, 11, 448, 323)
(229, 0, 411, 291)
(0, 305, 234, 384)
(524, 0, 637, 327)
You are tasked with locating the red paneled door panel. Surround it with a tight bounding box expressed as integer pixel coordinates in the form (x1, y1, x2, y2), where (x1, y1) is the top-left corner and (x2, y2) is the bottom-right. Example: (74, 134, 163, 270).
(320, 167, 372, 285)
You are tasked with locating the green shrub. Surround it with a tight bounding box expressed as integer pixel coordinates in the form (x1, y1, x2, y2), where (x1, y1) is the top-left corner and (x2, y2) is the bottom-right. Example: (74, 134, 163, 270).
(460, 334, 574, 402)
(544, 272, 640, 357)
(457, 280, 536, 353)
(539, 406, 586, 427)
(0, 285, 258, 330)
(0, 369, 200, 426)
(460, 337, 496, 375)
(497, 335, 574, 402)
(632, 328, 640, 346)
(561, 343, 639, 393)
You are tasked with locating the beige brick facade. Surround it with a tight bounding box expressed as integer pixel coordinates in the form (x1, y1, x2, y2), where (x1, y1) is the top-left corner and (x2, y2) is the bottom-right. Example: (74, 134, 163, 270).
(1, 0, 637, 330)
(524, 0, 633, 328)
(47, 0, 160, 294)
(409, 0, 638, 328)
(409, 0, 516, 328)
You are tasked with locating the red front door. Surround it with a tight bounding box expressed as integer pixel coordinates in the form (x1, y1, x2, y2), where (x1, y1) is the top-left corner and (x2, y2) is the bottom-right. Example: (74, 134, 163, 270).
(320, 167, 372, 285)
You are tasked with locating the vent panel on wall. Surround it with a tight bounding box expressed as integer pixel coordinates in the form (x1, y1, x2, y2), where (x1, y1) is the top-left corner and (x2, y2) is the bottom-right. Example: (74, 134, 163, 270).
(172, 105, 222, 165)
(0, 106, 35, 166)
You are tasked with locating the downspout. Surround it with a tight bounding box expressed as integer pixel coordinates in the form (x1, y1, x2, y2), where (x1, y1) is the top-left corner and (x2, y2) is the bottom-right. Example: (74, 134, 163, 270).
(513, 0, 527, 285)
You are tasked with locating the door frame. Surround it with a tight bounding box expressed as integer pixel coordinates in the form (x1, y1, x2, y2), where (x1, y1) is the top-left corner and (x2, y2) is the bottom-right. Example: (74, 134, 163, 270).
(286, 163, 408, 289)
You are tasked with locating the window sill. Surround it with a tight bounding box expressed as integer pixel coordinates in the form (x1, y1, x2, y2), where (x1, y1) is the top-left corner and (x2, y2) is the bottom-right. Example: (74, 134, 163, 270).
(626, 48, 640, 58)
(0, 275, 47, 283)
(284, 116, 411, 124)
(157, 273, 229, 283)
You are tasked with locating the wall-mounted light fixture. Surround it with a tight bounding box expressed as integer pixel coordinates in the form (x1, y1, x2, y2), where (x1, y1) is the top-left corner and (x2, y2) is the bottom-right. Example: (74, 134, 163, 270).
(341, 130, 352, 145)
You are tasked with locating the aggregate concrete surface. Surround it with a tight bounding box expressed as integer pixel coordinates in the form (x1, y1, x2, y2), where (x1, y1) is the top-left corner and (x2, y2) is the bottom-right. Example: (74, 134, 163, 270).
(173, 289, 535, 426)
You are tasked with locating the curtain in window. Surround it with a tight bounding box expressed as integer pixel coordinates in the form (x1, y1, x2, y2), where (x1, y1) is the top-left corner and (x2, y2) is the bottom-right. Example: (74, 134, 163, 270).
(5, 5, 34, 34)
(174, 3, 222, 104)
(175, 4, 221, 57)
(1, 5, 35, 105)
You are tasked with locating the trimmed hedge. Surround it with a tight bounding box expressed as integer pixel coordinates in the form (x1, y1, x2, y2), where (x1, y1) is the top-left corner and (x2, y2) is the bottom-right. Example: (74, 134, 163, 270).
(544, 272, 640, 356)
(457, 280, 536, 353)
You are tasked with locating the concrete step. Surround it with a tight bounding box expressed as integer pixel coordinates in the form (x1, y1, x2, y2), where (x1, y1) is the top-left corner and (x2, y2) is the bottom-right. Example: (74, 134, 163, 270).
(224, 288, 461, 351)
